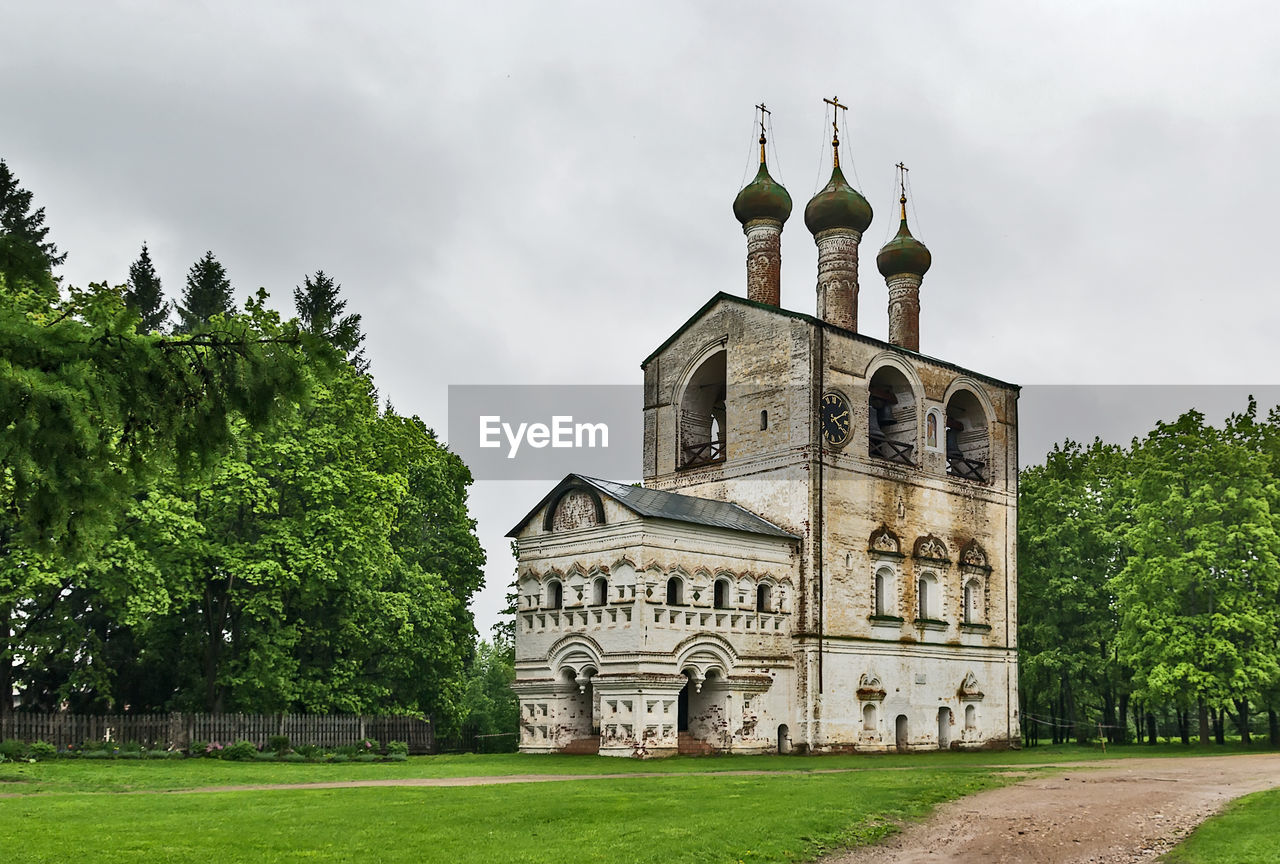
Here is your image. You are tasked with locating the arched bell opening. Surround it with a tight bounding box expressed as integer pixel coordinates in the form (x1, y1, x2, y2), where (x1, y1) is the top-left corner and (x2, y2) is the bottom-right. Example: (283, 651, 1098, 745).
(868, 365, 917, 466)
(679, 350, 727, 468)
(945, 388, 989, 482)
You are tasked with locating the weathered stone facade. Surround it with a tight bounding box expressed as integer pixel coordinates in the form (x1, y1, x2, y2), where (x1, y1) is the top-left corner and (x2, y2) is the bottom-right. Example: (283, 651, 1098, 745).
(510, 147, 1019, 757)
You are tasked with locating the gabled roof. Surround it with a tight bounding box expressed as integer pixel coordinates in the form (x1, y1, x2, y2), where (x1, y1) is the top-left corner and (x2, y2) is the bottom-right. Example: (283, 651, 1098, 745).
(640, 291, 1019, 392)
(506, 473, 800, 541)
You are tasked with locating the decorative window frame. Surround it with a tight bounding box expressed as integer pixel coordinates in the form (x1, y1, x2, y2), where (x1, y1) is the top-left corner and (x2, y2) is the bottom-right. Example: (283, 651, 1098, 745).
(912, 534, 950, 628)
(867, 526, 905, 626)
(958, 540, 993, 632)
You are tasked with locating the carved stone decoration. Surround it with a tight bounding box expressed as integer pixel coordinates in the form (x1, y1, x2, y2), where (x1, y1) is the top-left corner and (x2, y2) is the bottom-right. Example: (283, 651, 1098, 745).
(959, 539, 992, 571)
(958, 671, 984, 701)
(551, 489, 602, 532)
(857, 672, 886, 701)
(913, 534, 950, 563)
(868, 525, 902, 556)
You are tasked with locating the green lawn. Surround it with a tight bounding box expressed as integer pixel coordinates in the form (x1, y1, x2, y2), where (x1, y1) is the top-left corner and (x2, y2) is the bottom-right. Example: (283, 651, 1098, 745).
(1164, 787, 1280, 864)
(0, 741, 1263, 796)
(1, 745, 1275, 863)
(0, 767, 1005, 863)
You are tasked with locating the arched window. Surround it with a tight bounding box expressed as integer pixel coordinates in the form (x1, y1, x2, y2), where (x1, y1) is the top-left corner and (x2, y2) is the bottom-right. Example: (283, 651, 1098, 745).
(945, 389, 989, 482)
(760, 410, 768, 431)
(868, 365, 917, 466)
(713, 579, 731, 610)
(592, 576, 608, 606)
(679, 349, 727, 468)
(917, 573, 939, 620)
(874, 568, 894, 616)
(547, 580, 563, 610)
(666, 576, 684, 606)
(756, 583, 772, 613)
(965, 704, 977, 731)
(963, 579, 980, 624)
(862, 703, 877, 732)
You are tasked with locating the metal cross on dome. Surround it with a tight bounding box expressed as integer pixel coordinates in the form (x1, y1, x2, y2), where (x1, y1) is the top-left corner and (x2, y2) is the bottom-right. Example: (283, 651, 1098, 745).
(823, 95, 848, 167)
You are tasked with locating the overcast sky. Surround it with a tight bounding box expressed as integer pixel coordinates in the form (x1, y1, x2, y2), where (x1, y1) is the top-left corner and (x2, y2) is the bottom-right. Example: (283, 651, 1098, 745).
(6, 2, 1280, 637)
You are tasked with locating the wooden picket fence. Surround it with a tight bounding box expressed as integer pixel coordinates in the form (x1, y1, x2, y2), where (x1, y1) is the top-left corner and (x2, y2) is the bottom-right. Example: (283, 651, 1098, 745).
(0, 713, 435, 754)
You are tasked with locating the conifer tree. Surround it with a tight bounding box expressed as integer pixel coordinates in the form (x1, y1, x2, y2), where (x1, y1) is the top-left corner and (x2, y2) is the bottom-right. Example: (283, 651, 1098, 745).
(124, 242, 169, 332)
(176, 251, 234, 333)
(294, 270, 367, 371)
(0, 158, 65, 288)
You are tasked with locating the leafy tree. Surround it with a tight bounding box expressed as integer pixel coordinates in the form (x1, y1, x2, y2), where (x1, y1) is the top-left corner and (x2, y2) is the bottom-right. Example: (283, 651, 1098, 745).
(459, 639, 519, 752)
(0, 276, 314, 714)
(1018, 439, 1126, 744)
(294, 270, 366, 370)
(123, 243, 169, 332)
(1111, 404, 1280, 745)
(31, 359, 486, 722)
(175, 251, 234, 333)
(0, 158, 65, 287)
(2, 167, 485, 723)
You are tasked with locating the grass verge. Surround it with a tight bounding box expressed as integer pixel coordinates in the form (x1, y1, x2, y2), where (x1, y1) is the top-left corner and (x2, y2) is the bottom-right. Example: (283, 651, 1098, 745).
(0, 766, 1005, 863)
(0, 742, 1269, 796)
(1163, 787, 1280, 863)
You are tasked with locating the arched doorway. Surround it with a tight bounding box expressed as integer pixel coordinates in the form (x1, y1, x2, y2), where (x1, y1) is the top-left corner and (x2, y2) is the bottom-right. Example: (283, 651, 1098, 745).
(895, 714, 909, 752)
(777, 723, 791, 754)
(677, 679, 690, 732)
(937, 707, 951, 750)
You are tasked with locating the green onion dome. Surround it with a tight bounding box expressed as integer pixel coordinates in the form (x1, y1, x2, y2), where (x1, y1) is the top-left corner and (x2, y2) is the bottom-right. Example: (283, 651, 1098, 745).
(733, 161, 793, 226)
(876, 198, 931, 278)
(804, 165, 873, 235)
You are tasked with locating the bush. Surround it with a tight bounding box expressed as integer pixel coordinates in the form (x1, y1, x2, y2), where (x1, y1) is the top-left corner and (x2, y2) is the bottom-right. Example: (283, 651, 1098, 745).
(386, 740, 409, 757)
(117, 750, 143, 759)
(353, 753, 380, 763)
(357, 737, 380, 754)
(188, 740, 210, 757)
(294, 744, 323, 759)
(386, 753, 408, 762)
(81, 749, 113, 759)
(149, 749, 182, 760)
(267, 735, 290, 754)
(251, 751, 278, 762)
(28, 741, 57, 760)
(220, 740, 259, 761)
(280, 752, 307, 763)
(329, 754, 350, 764)
(0, 740, 28, 761)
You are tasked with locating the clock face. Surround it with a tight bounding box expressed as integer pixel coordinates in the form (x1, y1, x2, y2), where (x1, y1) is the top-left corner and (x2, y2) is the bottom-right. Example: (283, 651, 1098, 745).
(821, 391, 853, 448)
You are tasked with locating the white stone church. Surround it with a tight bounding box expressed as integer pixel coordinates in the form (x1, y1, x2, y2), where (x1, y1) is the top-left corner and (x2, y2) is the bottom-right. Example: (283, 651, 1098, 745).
(509, 113, 1020, 757)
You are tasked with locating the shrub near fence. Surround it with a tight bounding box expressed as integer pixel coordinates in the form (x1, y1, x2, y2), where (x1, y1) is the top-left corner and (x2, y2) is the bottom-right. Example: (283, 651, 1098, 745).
(0, 714, 435, 754)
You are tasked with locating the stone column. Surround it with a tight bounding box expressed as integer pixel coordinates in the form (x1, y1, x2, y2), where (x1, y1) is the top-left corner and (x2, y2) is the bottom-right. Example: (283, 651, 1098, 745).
(886, 273, 922, 351)
(815, 227, 861, 332)
(744, 219, 783, 306)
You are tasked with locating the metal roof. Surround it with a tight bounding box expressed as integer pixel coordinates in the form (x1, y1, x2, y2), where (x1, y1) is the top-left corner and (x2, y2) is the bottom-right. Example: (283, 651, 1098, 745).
(507, 473, 800, 540)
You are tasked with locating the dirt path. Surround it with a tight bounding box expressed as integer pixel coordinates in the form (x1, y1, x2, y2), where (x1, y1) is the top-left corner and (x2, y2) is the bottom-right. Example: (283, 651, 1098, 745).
(823, 753, 1280, 864)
